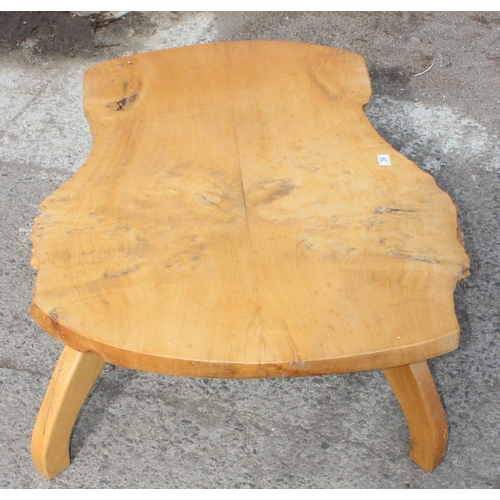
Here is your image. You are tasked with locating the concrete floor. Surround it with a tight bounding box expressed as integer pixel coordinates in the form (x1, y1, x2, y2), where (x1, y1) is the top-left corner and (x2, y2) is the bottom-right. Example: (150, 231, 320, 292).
(0, 11, 499, 488)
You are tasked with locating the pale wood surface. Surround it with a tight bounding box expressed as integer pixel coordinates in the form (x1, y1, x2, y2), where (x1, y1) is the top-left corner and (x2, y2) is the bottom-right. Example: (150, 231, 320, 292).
(383, 361, 449, 472)
(31, 346, 105, 479)
(30, 41, 469, 377)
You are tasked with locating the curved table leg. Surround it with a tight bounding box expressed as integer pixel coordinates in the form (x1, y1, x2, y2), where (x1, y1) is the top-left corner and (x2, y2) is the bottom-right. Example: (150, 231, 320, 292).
(31, 346, 106, 479)
(382, 361, 448, 472)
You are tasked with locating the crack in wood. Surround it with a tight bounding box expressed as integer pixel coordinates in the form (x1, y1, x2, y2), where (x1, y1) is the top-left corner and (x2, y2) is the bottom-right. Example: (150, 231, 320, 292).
(374, 206, 415, 214)
(116, 94, 138, 111)
(102, 265, 139, 278)
(387, 252, 440, 264)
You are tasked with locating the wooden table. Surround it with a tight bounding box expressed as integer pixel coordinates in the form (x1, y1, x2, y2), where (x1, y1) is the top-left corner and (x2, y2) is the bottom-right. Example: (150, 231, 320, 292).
(29, 41, 469, 479)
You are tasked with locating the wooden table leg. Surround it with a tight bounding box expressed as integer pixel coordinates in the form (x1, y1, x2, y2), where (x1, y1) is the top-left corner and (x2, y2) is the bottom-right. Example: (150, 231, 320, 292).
(382, 361, 448, 472)
(31, 346, 105, 479)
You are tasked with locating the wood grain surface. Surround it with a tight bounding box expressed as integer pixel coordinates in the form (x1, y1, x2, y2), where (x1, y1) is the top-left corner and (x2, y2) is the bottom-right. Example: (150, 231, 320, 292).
(383, 361, 449, 472)
(30, 41, 469, 378)
(31, 346, 105, 479)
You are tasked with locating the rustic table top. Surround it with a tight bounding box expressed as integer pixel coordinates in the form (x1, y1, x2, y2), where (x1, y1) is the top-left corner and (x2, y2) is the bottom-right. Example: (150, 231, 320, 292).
(30, 41, 469, 378)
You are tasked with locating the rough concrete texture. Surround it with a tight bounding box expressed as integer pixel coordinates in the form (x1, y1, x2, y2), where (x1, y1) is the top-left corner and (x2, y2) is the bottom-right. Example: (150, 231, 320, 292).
(0, 11, 499, 488)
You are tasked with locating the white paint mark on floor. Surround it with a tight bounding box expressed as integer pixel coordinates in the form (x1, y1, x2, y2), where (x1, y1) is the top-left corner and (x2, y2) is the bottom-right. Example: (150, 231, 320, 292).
(366, 96, 500, 172)
(142, 11, 217, 52)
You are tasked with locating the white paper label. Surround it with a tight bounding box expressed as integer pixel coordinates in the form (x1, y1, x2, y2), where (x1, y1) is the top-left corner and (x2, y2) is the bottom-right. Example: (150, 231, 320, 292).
(377, 154, 391, 166)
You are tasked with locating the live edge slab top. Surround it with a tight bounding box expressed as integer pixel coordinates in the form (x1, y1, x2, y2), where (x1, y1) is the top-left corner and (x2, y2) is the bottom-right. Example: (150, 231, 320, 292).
(29, 41, 469, 478)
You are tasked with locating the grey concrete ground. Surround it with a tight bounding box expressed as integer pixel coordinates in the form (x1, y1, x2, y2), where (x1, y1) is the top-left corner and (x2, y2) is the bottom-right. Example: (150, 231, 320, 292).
(0, 11, 499, 488)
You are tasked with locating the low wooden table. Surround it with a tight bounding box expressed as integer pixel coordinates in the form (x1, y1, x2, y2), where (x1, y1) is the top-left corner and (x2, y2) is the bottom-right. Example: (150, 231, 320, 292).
(30, 41, 469, 479)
